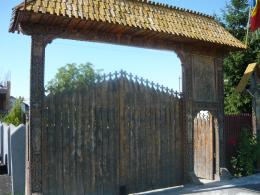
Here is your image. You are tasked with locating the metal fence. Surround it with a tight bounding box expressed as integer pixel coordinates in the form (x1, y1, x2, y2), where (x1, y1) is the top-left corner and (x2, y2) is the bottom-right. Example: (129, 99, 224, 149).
(0, 122, 25, 194)
(224, 114, 252, 169)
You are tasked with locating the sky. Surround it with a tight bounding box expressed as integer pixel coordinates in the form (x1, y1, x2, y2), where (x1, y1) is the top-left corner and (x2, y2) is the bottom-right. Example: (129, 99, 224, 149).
(0, 0, 228, 103)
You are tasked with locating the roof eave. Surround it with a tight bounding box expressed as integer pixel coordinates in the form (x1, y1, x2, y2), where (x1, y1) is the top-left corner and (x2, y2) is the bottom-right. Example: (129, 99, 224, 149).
(9, 9, 19, 33)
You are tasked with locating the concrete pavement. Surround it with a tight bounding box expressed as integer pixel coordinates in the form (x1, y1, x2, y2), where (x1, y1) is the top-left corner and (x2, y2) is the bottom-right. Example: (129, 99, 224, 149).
(0, 175, 11, 195)
(133, 174, 260, 195)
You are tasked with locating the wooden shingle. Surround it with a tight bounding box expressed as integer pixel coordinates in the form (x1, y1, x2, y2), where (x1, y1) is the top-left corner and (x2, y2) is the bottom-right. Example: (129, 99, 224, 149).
(10, 0, 246, 49)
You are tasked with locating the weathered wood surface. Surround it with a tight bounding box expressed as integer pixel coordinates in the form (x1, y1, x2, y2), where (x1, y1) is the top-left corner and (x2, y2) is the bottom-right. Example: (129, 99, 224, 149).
(43, 72, 184, 194)
(194, 112, 214, 180)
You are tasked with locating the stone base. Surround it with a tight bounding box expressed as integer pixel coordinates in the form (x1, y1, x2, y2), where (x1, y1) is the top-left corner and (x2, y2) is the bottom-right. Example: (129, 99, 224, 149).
(219, 167, 233, 180)
(188, 172, 202, 185)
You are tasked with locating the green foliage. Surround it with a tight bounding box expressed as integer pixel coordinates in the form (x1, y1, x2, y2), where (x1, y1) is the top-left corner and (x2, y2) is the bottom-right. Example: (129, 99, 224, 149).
(224, 37, 260, 114)
(219, 0, 260, 114)
(222, 0, 249, 41)
(231, 129, 260, 177)
(3, 98, 24, 126)
(46, 63, 101, 94)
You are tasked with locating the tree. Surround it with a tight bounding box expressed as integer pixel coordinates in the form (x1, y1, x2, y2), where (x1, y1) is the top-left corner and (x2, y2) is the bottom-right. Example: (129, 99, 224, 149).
(46, 63, 101, 94)
(220, 0, 260, 114)
(222, 0, 249, 41)
(3, 97, 25, 126)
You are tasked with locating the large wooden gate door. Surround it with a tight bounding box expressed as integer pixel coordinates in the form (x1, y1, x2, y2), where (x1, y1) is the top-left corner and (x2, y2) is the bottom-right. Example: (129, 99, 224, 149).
(194, 111, 214, 180)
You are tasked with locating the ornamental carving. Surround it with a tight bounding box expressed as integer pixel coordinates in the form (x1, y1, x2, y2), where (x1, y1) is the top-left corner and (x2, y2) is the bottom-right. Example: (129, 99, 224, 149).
(192, 55, 216, 102)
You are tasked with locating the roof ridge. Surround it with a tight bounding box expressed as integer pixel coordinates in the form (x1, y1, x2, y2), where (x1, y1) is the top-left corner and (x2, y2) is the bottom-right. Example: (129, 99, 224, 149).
(130, 0, 214, 19)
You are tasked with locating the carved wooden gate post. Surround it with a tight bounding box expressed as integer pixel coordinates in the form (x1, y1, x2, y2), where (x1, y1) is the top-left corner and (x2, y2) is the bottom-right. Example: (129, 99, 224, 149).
(179, 51, 194, 182)
(28, 34, 50, 195)
(179, 49, 225, 182)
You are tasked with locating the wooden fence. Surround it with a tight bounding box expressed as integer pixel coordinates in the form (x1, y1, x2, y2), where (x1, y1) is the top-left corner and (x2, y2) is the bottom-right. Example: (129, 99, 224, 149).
(224, 114, 252, 169)
(43, 71, 184, 195)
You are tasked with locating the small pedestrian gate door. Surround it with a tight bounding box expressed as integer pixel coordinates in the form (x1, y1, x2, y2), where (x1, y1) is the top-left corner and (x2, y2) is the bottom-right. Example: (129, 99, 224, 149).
(194, 111, 214, 180)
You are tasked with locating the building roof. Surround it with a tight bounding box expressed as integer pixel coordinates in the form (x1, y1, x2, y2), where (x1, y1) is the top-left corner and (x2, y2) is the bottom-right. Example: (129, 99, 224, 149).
(9, 0, 246, 49)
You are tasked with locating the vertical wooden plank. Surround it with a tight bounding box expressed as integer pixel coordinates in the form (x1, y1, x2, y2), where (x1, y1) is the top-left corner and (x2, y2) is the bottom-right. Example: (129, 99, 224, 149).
(206, 114, 210, 180)
(125, 79, 131, 192)
(129, 78, 136, 192)
(108, 79, 118, 194)
(205, 116, 208, 179)
(119, 76, 127, 190)
(126, 79, 131, 192)
(202, 116, 206, 179)
(90, 83, 97, 194)
(95, 82, 103, 195)
(139, 82, 146, 192)
(209, 114, 214, 180)
(163, 91, 168, 186)
(208, 115, 211, 179)
(206, 116, 209, 179)
(144, 82, 151, 189)
(61, 93, 66, 195)
(175, 98, 182, 184)
(133, 78, 138, 193)
(134, 80, 141, 192)
(165, 91, 171, 186)
(128, 78, 136, 193)
(75, 89, 85, 194)
(70, 92, 77, 194)
(46, 95, 51, 195)
(145, 83, 150, 190)
(49, 95, 56, 195)
(101, 80, 111, 194)
(204, 116, 208, 179)
(82, 85, 91, 194)
(194, 115, 198, 177)
(155, 87, 161, 189)
(150, 88, 156, 188)
(55, 93, 63, 195)
(159, 89, 166, 187)
(199, 115, 202, 178)
(198, 116, 202, 178)
(114, 77, 120, 195)
(63, 92, 71, 195)
(42, 96, 49, 195)
(170, 96, 176, 185)
(164, 92, 169, 186)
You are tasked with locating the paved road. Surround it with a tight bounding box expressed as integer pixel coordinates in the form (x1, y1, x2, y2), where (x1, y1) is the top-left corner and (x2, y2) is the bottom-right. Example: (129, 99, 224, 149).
(134, 174, 260, 195)
(181, 184, 260, 195)
(0, 175, 11, 195)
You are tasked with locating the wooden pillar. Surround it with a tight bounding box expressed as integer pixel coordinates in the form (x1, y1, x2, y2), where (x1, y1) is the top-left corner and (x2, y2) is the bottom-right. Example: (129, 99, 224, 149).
(27, 34, 48, 195)
(180, 51, 195, 182)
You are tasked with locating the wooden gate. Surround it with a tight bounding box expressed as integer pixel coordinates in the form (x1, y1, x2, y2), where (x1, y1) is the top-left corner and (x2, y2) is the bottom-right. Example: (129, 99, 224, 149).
(194, 111, 214, 180)
(43, 71, 184, 195)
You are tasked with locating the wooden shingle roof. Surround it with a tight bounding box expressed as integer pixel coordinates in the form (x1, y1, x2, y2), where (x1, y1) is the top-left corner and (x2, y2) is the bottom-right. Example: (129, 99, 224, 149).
(10, 0, 246, 49)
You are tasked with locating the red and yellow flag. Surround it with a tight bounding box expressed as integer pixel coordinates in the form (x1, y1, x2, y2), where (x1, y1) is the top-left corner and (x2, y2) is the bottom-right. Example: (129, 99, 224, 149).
(250, 0, 260, 31)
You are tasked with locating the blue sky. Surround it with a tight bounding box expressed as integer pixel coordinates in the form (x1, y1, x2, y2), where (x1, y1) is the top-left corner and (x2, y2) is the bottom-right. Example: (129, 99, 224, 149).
(0, 0, 228, 102)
